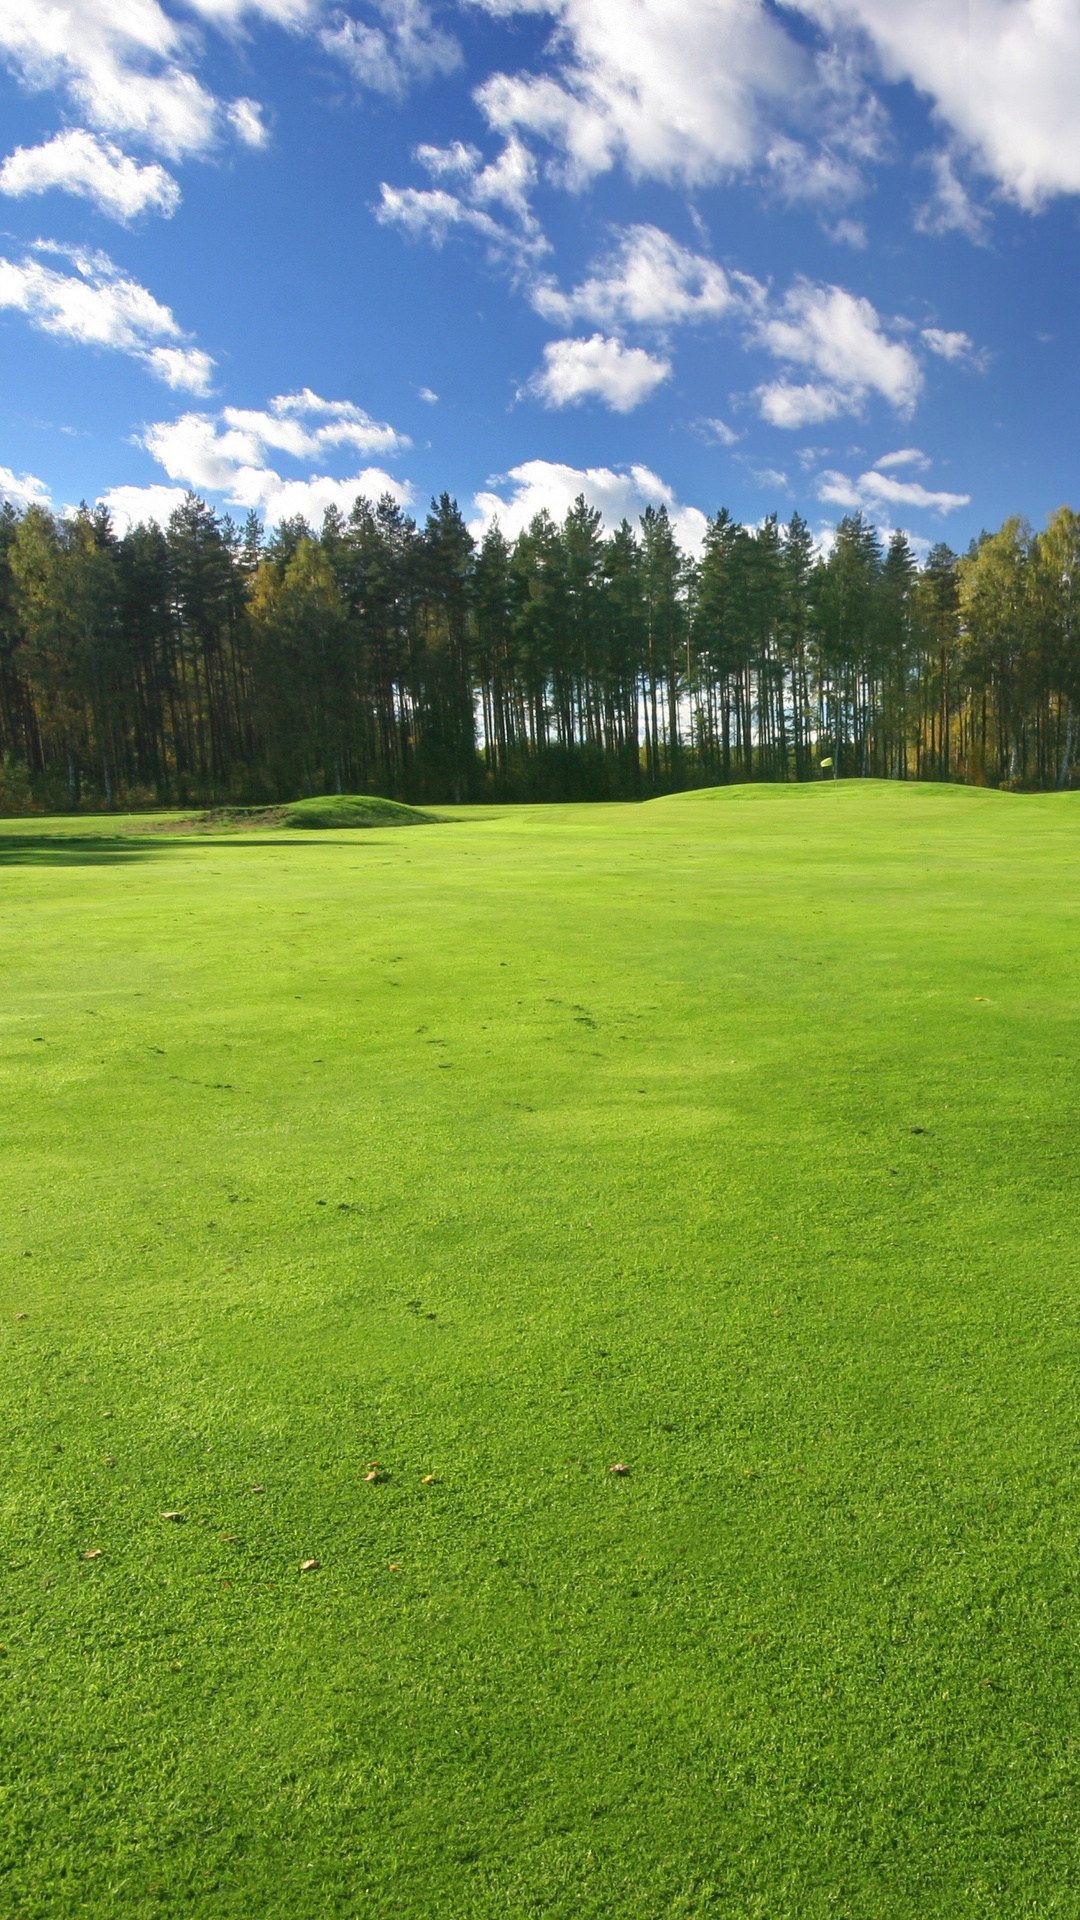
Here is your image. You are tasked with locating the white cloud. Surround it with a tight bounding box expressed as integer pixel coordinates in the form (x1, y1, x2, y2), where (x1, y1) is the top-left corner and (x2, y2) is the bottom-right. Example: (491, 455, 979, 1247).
(532, 223, 752, 328)
(471, 0, 855, 193)
(475, 0, 1080, 210)
(226, 97, 270, 149)
(96, 483, 190, 532)
(0, 464, 51, 510)
(749, 465, 790, 490)
(523, 333, 671, 411)
(802, 0, 1080, 208)
(414, 139, 482, 177)
(817, 465, 969, 515)
(914, 150, 989, 242)
(139, 389, 412, 524)
(376, 139, 550, 275)
(0, 242, 213, 391)
(695, 416, 740, 446)
(470, 455, 709, 553)
(873, 447, 928, 471)
(0, 0, 303, 162)
(756, 380, 848, 428)
(0, 129, 180, 222)
(220, 389, 409, 460)
(921, 326, 977, 364)
(752, 279, 922, 424)
(826, 217, 868, 248)
(418, 385, 438, 402)
(142, 345, 216, 394)
(320, 0, 461, 95)
(245, 470, 412, 523)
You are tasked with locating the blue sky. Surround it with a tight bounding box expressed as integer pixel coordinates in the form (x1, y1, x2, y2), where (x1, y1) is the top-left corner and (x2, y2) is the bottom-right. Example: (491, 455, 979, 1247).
(0, 0, 1078, 555)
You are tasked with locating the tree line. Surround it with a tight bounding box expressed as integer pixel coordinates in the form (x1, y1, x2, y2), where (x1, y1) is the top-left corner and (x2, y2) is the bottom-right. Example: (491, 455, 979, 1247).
(0, 488, 1077, 810)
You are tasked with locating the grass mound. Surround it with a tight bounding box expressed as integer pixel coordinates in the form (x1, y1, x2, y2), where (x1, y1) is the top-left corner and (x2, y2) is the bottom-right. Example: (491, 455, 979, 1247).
(283, 793, 437, 829)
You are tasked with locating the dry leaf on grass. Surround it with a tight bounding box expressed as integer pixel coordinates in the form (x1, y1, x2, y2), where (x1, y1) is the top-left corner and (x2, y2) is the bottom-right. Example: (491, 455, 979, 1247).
(160, 1511, 184, 1522)
(421, 1474, 436, 1484)
(299, 1558, 320, 1573)
(608, 1463, 630, 1476)
(82, 1548, 103, 1560)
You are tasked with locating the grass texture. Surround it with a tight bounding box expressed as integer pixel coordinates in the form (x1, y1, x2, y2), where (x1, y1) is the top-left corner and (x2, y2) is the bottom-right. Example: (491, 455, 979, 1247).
(282, 795, 437, 829)
(3, 781, 1080, 1918)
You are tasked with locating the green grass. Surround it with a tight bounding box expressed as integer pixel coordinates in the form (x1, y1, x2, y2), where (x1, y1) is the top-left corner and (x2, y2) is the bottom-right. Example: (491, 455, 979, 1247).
(282, 794, 437, 829)
(3, 780, 1080, 1918)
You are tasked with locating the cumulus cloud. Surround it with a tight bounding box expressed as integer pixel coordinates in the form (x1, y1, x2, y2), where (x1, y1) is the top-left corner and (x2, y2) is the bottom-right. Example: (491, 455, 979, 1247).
(376, 138, 549, 275)
(921, 325, 981, 366)
(320, 0, 461, 96)
(470, 456, 709, 553)
(142, 345, 217, 392)
(826, 217, 868, 248)
(873, 447, 929, 471)
(695, 416, 741, 446)
(138, 389, 412, 525)
(531, 223, 752, 328)
(471, 0, 867, 195)
(379, 161, 968, 429)
(96, 483, 191, 533)
(0, 464, 52, 510)
(0, 130, 180, 222)
(0, 242, 214, 392)
(817, 464, 970, 515)
(471, 0, 1080, 210)
(802, 0, 1080, 208)
(522, 333, 671, 411)
(755, 381, 848, 429)
(0, 0, 315, 163)
(752, 279, 922, 425)
(226, 98, 270, 149)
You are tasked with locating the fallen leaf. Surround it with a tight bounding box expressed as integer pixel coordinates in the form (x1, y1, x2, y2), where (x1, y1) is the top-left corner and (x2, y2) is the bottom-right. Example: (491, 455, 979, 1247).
(160, 1511, 184, 1522)
(250, 1485, 264, 1493)
(364, 1468, 383, 1483)
(299, 1558, 320, 1573)
(219, 1533, 236, 1541)
(82, 1548, 103, 1560)
(388, 1562, 401, 1571)
(103, 1456, 115, 1467)
(14, 1312, 27, 1321)
(609, 1463, 630, 1476)
(101, 1411, 113, 1420)
(421, 1474, 436, 1484)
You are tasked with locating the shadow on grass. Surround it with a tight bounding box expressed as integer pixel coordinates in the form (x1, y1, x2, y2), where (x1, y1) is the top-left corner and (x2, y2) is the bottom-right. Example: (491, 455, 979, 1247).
(0, 833, 159, 866)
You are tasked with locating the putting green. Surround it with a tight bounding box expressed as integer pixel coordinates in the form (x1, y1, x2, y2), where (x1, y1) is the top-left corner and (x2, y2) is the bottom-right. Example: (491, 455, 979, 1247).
(3, 782, 1080, 1917)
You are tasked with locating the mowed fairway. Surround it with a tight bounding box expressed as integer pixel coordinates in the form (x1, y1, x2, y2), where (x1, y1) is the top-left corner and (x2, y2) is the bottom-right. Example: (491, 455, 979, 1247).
(5, 782, 1080, 1919)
